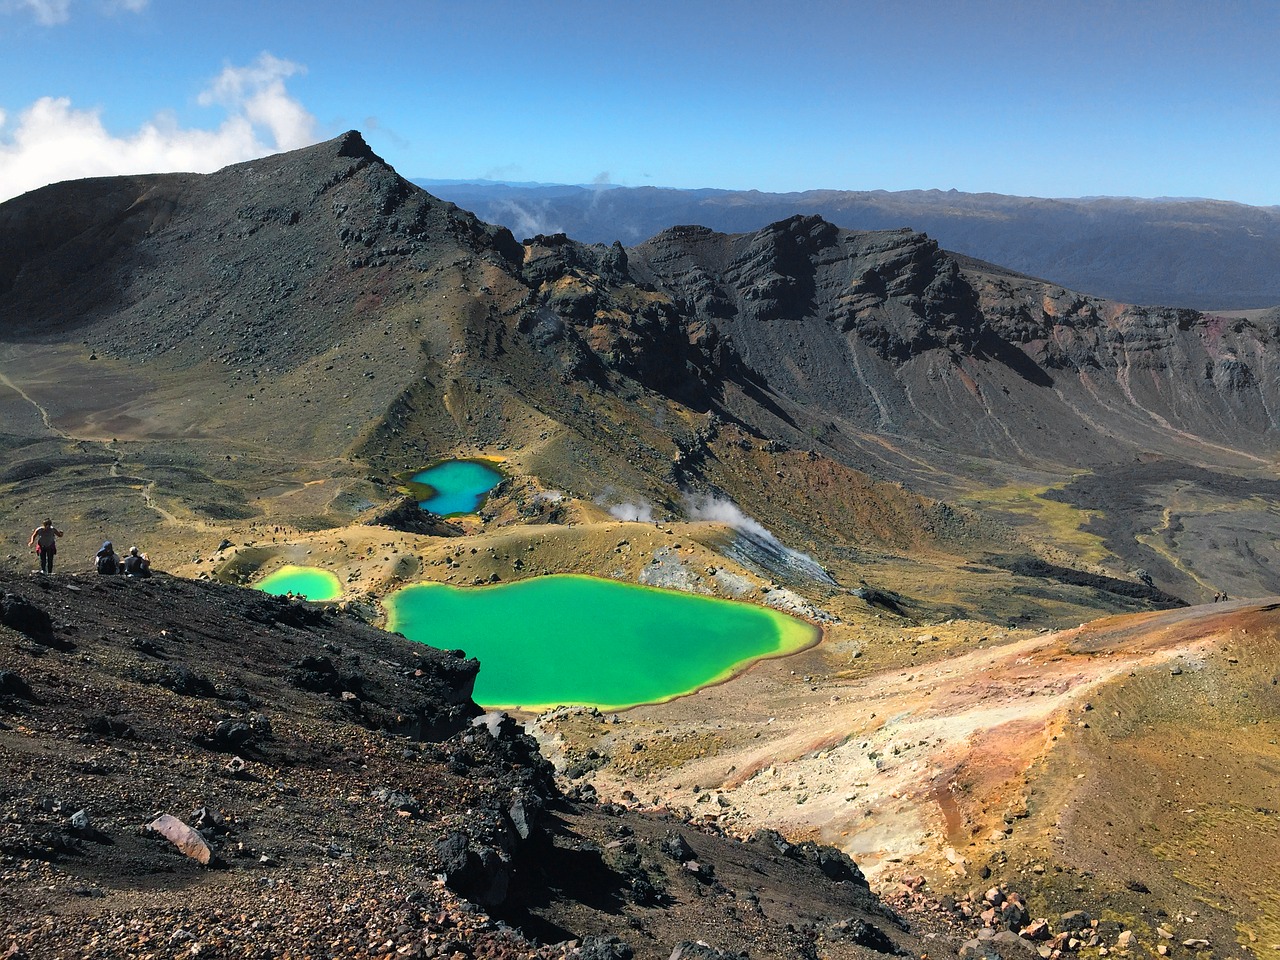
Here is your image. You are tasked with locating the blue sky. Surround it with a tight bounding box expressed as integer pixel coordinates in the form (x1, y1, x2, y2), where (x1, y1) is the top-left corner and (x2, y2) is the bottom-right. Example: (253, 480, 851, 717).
(2, 0, 1278, 204)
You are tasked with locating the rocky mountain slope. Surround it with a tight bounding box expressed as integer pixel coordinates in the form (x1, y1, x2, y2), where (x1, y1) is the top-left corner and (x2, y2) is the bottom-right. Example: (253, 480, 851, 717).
(417, 180, 1280, 309)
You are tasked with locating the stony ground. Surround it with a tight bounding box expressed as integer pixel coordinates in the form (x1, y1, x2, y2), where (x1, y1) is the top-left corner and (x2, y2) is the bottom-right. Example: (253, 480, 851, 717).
(1, 564, 953, 960)
(532, 600, 1280, 958)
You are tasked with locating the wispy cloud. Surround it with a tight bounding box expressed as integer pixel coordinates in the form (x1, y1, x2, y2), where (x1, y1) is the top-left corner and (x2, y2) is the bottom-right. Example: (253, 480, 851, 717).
(4, 0, 148, 24)
(197, 54, 315, 150)
(8, 0, 70, 24)
(0, 53, 317, 202)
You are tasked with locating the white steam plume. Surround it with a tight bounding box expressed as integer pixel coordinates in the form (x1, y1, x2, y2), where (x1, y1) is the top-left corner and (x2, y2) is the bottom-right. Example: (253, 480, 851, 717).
(684, 493, 773, 539)
(684, 492, 837, 586)
(609, 501, 655, 523)
(492, 198, 560, 239)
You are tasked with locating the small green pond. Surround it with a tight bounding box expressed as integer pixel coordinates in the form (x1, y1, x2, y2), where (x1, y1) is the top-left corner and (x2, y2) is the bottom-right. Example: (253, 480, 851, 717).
(409, 460, 502, 516)
(383, 574, 819, 711)
(257, 565, 343, 601)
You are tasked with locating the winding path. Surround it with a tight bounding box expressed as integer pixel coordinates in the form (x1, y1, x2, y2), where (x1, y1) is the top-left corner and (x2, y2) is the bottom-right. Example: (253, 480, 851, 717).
(0, 355, 210, 534)
(0, 367, 70, 439)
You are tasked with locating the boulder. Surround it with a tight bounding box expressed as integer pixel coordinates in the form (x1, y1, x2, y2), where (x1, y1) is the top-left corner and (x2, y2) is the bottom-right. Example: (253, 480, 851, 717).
(1059, 911, 1092, 933)
(829, 918, 899, 954)
(668, 943, 747, 960)
(0, 593, 55, 642)
(211, 719, 253, 750)
(0, 670, 36, 702)
(147, 814, 213, 865)
(434, 830, 510, 907)
(660, 831, 696, 862)
(1020, 920, 1051, 942)
(159, 665, 216, 698)
(371, 788, 420, 817)
(958, 939, 998, 960)
(573, 936, 634, 960)
(1001, 895, 1030, 930)
(991, 931, 1038, 954)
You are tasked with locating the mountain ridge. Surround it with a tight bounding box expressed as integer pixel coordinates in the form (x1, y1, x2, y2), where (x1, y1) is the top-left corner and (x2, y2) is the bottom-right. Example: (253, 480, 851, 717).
(416, 179, 1280, 309)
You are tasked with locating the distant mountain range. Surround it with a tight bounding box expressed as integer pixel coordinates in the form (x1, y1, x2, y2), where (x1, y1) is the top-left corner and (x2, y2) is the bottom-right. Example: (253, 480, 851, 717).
(415, 180, 1280, 310)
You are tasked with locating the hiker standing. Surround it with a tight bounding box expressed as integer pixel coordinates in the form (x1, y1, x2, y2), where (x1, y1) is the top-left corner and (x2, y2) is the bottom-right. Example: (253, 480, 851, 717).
(28, 519, 63, 574)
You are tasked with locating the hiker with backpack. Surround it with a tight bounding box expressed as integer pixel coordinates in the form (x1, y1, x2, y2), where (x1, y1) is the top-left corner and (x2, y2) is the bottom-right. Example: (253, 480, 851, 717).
(95, 541, 121, 575)
(122, 546, 151, 578)
(28, 518, 63, 574)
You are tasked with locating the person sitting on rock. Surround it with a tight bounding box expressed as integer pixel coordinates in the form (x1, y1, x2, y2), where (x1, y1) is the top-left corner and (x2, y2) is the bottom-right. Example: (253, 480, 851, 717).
(95, 541, 120, 575)
(122, 546, 151, 578)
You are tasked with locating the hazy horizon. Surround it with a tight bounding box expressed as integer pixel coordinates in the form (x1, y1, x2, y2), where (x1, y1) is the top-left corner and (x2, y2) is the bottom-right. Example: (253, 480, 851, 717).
(2, 1, 1277, 206)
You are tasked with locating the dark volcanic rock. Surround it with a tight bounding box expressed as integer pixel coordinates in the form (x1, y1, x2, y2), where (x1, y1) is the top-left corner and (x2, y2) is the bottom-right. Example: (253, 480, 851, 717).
(829, 917, 902, 954)
(363, 495, 464, 536)
(989, 555, 1187, 608)
(0, 669, 36, 702)
(0, 592, 54, 641)
(158, 664, 217, 697)
(668, 942, 748, 960)
(435, 829, 512, 907)
(289, 654, 347, 694)
(660, 831, 696, 862)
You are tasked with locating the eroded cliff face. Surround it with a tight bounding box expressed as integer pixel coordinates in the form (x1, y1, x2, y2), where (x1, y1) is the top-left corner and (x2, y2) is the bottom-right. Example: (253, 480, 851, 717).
(606, 215, 1280, 476)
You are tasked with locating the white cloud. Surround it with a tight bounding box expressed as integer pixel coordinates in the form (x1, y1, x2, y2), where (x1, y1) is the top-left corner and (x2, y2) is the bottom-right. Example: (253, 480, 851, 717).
(0, 53, 318, 202)
(9, 0, 71, 24)
(198, 54, 315, 151)
(4, 0, 148, 23)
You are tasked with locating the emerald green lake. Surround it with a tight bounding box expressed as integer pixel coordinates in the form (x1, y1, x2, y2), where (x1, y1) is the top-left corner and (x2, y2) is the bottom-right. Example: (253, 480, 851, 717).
(257, 565, 343, 601)
(410, 460, 502, 516)
(383, 575, 819, 711)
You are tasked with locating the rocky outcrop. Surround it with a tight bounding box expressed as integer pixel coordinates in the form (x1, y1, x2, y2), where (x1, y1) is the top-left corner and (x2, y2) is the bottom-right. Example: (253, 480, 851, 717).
(361, 495, 465, 537)
(0, 592, 54, 642)
(515, 231, 721, 406)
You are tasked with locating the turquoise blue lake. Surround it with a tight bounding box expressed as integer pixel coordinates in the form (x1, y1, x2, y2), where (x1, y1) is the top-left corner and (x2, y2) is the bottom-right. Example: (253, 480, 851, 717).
(411, 460, 502, 516)
(257, 565, 343, 601)
(383, 574, 819, 711)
